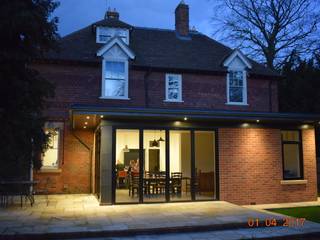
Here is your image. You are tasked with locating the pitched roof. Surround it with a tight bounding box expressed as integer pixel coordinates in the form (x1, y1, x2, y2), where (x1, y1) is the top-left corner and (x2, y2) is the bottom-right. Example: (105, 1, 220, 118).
(45, 18, 280, 77)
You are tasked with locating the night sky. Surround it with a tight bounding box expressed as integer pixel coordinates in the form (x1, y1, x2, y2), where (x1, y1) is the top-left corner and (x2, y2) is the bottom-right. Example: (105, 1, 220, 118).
(54, 0, 213, 37)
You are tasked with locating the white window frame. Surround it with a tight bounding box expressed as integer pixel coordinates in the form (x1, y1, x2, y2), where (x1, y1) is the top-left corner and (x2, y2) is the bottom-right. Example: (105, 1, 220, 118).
(42, 122, 64, 171)
(100, 57, 129, 100)
(226, 70, 248, 105)
(96, 27, 129, 44)
(164, 73, 183, 102)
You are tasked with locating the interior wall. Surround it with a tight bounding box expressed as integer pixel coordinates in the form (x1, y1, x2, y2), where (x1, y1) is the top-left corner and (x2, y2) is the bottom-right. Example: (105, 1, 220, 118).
(180, 132, 191, 178)
(195, 131, 216, 173)
(170, 132, 181, 173)
(115, 130, 139, 165)
(143, 131, 166, 171)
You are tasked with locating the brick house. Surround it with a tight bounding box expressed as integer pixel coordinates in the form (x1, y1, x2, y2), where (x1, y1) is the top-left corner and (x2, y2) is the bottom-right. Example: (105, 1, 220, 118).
(34, 2, 319, 205)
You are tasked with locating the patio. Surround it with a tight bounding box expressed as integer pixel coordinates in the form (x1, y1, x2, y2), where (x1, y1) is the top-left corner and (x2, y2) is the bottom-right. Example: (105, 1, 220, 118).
(0, 194, 319, 239)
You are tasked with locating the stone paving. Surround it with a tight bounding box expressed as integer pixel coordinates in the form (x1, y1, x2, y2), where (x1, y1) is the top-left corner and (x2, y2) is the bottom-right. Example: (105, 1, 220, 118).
(0, 194, 319, 239)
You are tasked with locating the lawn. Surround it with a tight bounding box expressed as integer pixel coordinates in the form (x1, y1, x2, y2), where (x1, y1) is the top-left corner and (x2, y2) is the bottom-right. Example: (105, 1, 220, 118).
(269, 206, 320, 223)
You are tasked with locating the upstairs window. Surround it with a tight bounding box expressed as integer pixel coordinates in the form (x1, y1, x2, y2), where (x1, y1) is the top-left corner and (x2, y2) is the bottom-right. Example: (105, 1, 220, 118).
(281, 130, 303, 180)
(227, 70, 247, 104)
(165, 74, 182, 102)
(102, 61, 128, 99)
(96, 27, 129, 44)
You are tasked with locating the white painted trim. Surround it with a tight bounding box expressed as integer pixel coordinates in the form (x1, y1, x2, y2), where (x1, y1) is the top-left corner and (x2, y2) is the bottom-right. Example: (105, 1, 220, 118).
(96, 27, 130, 44)
(223, 49, 252, 69)
(280, 180, 308, 185)
(165, 73, 183, 102)
(101, 58, 129, 99)
(225, 102, 249, 106)
(226, 70, 248, 105)
(97, 37, 135, 59)
(163, 100, 184, 103)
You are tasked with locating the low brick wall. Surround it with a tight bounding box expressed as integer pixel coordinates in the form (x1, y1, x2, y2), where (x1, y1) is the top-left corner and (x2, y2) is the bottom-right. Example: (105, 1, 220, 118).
(219, 128, 317, 205)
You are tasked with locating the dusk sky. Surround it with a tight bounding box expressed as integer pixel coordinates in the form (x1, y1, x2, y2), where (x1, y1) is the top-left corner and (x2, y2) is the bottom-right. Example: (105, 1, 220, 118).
(53, 0, 214, 37)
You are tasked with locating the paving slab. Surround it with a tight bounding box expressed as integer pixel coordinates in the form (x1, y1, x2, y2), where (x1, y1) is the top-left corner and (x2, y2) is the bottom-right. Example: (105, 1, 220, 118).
(0, 194, 319, 240)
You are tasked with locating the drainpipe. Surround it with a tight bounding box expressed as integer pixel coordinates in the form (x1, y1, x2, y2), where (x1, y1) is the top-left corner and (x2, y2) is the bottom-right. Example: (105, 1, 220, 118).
(269, 80, 273, 112)
(143, 69, 152, 108)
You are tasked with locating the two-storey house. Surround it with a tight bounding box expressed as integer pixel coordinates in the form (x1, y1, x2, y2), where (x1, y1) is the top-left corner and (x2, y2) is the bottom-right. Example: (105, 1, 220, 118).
(34, 2, 318, 205)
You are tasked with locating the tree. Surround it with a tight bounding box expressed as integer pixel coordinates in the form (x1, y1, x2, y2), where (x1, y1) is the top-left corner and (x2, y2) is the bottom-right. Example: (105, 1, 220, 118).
(279, 51, 320, 113)
(0, 0, 59, 179)
(211, 0, 320, 69)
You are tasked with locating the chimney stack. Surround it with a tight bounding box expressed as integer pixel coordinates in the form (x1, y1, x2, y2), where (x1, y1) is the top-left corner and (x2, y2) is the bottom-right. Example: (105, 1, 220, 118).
(175, 1, 189, 37)
(105, 8, 119, 20)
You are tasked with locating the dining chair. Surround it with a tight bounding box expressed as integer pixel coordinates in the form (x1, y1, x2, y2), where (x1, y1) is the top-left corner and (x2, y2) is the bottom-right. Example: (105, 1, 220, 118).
(129, 172, 139, 197)
(171, 172, 182, 195)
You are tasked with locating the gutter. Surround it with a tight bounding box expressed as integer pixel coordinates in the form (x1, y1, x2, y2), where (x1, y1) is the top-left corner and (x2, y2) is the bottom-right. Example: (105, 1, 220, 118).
(70, 106, 320, 124)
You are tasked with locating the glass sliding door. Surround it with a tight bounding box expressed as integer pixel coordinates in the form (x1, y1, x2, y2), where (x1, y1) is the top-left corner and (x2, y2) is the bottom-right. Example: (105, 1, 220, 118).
(169, 130, 192, 201)
(143, 130, 166, 202)
(115, 129, 140, 203)
(195, 131, 216, 200)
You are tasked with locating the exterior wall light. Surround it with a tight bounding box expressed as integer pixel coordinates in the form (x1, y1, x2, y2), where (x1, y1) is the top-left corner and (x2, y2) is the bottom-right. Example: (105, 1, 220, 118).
(100, 115, 104, 118)
(86, 116, 90, 120)
(184, 117, 188, 121)
(256, 120, 260, 123)
(242, 123, 249, 128)
(83, 126, 87, 129)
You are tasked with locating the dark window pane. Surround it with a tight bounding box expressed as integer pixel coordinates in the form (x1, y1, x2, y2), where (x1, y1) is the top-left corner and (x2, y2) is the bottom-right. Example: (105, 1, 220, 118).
(229, 87, 243, 102)
(105, 62, 125, 79)
(105, 79, 125, 97)
(282, 131, 300, 142)
(283, 144, 301, 179)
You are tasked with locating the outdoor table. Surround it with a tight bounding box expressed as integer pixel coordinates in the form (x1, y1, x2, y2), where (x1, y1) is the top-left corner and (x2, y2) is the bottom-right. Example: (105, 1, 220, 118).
(0, 180, 39, 208)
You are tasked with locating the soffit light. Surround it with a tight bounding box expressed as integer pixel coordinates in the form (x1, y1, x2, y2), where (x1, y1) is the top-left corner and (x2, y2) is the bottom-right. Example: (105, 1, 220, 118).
(86, 116, 90, 120)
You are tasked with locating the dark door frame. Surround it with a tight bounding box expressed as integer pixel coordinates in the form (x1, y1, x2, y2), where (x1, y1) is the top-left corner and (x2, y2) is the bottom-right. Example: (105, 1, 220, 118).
(112, 125, 219, 204)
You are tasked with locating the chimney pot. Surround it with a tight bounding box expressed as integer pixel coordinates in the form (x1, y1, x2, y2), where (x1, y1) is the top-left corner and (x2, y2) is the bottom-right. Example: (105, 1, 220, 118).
(175, 1, 189, 37)
(105, 8, 119, 20)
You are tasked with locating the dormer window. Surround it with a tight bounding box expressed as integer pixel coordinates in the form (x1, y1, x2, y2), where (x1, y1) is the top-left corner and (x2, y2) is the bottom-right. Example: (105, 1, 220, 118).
(96, 27, 129, 44)
(223, 49, 252, 106)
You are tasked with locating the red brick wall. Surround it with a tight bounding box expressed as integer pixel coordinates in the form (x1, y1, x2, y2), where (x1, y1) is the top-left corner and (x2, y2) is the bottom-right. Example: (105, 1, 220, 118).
(219, 128, 317, 205)
(34, 123, 94, 194)
(34, 63, 279, 116)
(32, 63, 281, 195)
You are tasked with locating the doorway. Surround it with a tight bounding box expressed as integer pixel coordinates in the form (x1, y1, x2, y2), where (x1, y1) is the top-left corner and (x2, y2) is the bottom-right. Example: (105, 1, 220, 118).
(113, 127, 217, 204)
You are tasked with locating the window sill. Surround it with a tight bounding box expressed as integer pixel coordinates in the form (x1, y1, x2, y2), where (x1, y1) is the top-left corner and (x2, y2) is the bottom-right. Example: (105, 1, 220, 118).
(225, 102, 249, 106)
(37, 168, 62, 174)
(100, 97, 131, 100)
(280, 180, 308, 185)
(163, 100, 184, 103)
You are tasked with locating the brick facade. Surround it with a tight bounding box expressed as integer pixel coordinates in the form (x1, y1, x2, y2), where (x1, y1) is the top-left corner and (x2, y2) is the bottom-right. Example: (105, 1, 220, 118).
(219, 128, 317, 205)
(33, 63, 318, 203)
(34, 124, 94, 194)
(34, 63, 279, 115)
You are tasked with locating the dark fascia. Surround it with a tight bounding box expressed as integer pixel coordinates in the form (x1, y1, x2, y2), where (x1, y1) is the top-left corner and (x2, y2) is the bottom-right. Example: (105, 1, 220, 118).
(70, 105, 320, 124)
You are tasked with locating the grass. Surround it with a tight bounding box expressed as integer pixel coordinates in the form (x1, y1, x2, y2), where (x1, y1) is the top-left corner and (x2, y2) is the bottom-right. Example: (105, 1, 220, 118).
(269, 206, 320, 223)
